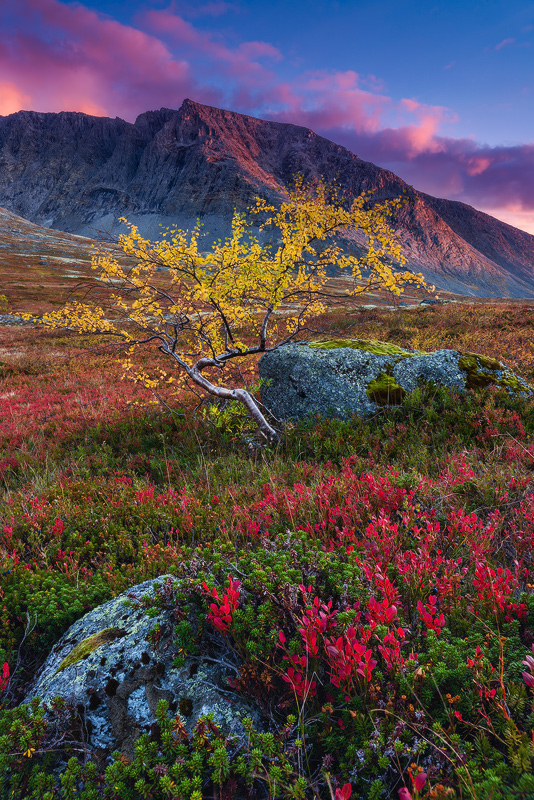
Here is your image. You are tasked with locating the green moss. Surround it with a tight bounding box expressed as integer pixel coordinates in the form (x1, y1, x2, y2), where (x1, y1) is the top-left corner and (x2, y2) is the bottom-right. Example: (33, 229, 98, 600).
(459, 351, 532, 394)
(308, 338, 416, 356)
(461, 351, 502, 371)
(498, 373, 533, 394)
(57, 627, 127, 672)
(459, 355, 497, 389)
(366, 373, 406, 405)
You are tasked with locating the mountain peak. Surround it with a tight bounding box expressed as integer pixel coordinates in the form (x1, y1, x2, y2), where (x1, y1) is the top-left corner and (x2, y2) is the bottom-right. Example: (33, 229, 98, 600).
(179, 97, 203, 111)
(177, 97, 236, 121)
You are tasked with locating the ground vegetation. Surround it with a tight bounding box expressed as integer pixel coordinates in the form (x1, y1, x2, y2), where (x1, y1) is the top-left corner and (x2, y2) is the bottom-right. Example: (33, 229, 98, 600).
(1, 302, 534, 798)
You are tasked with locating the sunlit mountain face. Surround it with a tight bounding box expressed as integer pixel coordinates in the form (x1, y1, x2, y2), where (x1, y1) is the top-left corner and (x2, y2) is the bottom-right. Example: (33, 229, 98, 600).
(0, 99, 534, 298)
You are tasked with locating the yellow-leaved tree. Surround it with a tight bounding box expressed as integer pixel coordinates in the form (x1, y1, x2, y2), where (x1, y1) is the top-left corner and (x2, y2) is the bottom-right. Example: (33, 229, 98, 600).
(36, 181, 425, 441)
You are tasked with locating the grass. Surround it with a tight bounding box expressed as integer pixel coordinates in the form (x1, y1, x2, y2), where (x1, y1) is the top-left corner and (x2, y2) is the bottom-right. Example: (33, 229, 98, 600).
(2, 301, 534, 798)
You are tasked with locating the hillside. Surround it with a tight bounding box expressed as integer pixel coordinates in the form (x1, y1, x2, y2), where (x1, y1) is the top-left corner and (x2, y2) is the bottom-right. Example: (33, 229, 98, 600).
(0, 206, 130, 314)
(0, 99, 534, 297)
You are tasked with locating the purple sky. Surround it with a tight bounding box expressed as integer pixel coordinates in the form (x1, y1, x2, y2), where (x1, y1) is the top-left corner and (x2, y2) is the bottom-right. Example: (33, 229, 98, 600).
(1, 0, 534, 232)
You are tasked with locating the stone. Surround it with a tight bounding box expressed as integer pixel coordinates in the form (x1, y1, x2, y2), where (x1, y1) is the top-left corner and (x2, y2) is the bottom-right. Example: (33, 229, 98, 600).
(0, 313, 36, 326)
(258, 338, 532, 421)
(24, 576, 260, 760)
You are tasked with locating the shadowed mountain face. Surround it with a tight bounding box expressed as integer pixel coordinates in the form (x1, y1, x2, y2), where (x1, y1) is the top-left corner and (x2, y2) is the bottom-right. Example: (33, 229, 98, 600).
(0, 98, 533, 297)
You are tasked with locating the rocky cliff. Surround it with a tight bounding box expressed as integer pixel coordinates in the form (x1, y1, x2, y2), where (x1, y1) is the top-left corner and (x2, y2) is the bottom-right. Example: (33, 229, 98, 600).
(0, 99, 533, 297)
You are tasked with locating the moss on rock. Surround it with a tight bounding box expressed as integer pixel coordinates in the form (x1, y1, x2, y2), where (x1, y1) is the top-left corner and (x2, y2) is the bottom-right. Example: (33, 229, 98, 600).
(366, 373, 406, 405)
(460, 351, 502, 372)
(497, 373, 533, 394)
(57, 627, 127, 673)
(259, 340, 532, 422)
(309, 338, 416, 357)
(459, 351, 532, 394)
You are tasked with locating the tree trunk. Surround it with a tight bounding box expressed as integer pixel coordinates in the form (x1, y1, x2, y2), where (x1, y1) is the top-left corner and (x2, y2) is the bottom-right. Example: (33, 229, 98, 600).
(188, 361, 279, 442)
(232, 387, 279, 442)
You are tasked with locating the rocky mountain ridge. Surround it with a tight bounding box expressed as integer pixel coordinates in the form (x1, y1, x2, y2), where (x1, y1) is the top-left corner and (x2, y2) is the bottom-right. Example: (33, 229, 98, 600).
(0, 98, 533, 297)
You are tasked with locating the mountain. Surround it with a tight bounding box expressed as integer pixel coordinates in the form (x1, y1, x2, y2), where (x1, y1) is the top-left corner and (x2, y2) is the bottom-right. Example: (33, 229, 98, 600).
(0, 98, 533, 297)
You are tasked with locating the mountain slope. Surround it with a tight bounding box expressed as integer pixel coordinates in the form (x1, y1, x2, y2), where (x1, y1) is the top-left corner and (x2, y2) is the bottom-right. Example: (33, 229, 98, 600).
(0, 205, 131, 315)
(0, 99, 533, 297)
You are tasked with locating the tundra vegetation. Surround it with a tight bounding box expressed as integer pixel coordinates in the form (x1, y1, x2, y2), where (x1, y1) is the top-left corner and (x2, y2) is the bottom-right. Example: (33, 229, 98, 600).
(2, 202, 534, 798)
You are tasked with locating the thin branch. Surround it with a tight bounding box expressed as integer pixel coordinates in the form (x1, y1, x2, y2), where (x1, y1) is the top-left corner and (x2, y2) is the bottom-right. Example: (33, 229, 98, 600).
(209, 295, 235, 345)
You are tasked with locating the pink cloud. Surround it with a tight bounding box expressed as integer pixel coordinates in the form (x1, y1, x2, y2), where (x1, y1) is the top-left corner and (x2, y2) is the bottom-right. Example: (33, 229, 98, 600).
(401, 98, 420, 113)
(237, 41, 282, 61)
(141, 7, 281, 68)
(268, 80, 451, 158)
(0, 0, 220, 119)
(384, 99, 452, 157)
(495, 38, 515, 50)
(0, 82, 30, 115)
(403, 115, 444, 156)
(265, 70, 391, 137)
(465, 156, 492, 176)
(317, 123, 534, 231)
(0, 0, 476, 151)
(140, 11, 200, 48)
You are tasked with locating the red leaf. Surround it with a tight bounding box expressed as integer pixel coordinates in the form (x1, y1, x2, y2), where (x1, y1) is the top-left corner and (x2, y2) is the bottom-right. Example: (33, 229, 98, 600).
(414, 773, 427, 791)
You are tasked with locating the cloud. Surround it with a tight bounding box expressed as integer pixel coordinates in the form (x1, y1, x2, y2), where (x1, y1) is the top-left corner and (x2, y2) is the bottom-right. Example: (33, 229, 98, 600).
(316, 124, 534, 232)
(0, 0, 427, 131)
(465, 156, 492, 177)
(0, 82, 30, 115)
(495, 38, 515, 50)
(0, 0, 220, 119)
(0, 0, 285, 118)
(266, 82, 452, 161)
(141, 5, 282, 98)
(267, 70, 390, 134)
(144, 6, 282, 66)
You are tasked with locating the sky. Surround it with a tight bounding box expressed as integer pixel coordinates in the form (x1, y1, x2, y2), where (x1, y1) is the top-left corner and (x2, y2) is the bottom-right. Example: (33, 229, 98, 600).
(1, 0, 534, 232)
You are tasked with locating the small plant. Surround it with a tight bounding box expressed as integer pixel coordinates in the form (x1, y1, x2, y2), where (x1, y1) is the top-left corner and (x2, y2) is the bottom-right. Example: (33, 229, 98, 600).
(0, 664, 8, 693)
(202, 575, 241, 635)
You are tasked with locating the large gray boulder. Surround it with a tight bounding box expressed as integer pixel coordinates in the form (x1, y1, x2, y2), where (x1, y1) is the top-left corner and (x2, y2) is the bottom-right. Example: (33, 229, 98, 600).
(24, 576, 258, 760)
(259, 338, 532, 421)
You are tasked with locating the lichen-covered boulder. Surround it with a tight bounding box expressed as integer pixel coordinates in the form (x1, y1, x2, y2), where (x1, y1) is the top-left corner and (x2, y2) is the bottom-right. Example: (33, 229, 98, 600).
(259, 339, 532, 421)
(24, 576, 259, 760)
